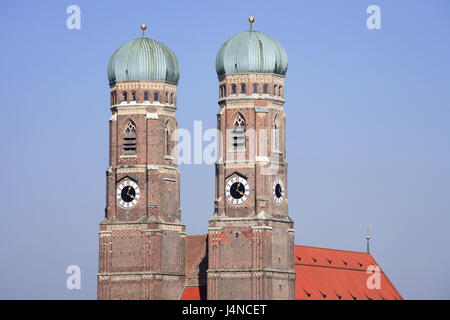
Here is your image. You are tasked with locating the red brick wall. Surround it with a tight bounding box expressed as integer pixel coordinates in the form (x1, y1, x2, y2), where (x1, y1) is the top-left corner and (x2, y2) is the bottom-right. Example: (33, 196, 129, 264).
(98, 81, 185, 300)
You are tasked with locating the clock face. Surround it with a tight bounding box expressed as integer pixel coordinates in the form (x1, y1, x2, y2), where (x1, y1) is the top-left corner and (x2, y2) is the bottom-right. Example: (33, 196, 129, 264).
(273, 178, 284, 203)
(116, 180, 140, 208)
(226, 176, 249, 205)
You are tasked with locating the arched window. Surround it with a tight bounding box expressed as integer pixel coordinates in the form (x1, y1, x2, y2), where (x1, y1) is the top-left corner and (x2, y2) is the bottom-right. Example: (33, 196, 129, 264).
(220, 86, 223, 97)
(154, 92, 159, 102)
(273, 115, 280, 151)
(165, 121, 171, 155)
(131, 92, 136, 101)
(240, 83, 246, 95)
(231, 84, 237, 94)
(232, 113, 246, 150)
(165, 91, 168, 103)
(263, 84, 268, 94)
(278, 86, 282, 96)
(144, 92, 149, 101)
(170, 93, 174, 104)
(274, 85, 278, 96)
(122, 92, 127, 103)
(223, 85, 226, 97)
(123, 121, 136, 155)
(253, 84, 258, 94)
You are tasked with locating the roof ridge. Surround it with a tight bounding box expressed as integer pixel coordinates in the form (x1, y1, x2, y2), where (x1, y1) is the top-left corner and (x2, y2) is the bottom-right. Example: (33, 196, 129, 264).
(295, 262, 381, 273)
(295, 244, 370, 255)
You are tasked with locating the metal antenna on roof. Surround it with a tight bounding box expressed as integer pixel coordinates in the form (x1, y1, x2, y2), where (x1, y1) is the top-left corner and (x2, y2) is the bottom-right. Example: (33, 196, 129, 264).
(140, 24, 147, 37)
(366, 224, 372, 254)
(249, 16, 255, 31)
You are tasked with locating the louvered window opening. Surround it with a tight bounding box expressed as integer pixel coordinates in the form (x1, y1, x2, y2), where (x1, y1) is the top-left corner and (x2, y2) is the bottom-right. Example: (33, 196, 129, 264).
(123, 122, 137, 155)
(232, 115, 246, 150)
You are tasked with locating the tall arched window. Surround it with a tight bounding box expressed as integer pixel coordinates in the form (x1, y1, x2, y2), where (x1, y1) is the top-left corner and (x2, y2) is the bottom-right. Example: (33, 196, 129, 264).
(165, 121, 171, 156)
(123, 120, 136, 155)
(274, 85, 278, 96)
(232, 113, 246, 150)
(273, 115, 280, 151)
(253, 84, 258, 94)
(220, 86, 223, 97)
(263, 84, 268, 94)
(131, 92, 136, 101)
(122, 92, 127, 103)
(165, 91, 168, 103)
(170, 93, 174, 104)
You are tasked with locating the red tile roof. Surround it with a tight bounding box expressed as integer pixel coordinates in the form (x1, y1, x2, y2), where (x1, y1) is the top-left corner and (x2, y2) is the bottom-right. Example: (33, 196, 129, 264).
(179, 242, 402, 300)
(295, 245, 402, 300)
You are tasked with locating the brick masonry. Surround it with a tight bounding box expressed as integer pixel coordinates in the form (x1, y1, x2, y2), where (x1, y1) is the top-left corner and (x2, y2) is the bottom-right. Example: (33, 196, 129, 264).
(98, 80, 186, 300)
(98, 73, 295, 300)
(207, 73, 295, 300)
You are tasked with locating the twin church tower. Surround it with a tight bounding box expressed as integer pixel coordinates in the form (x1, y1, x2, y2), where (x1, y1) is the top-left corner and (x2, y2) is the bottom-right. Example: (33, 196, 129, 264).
(98, 19, 296, 300)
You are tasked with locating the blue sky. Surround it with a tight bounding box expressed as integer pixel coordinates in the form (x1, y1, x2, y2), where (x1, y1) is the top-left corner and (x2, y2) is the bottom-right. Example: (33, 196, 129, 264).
(0, 0, 449, 299)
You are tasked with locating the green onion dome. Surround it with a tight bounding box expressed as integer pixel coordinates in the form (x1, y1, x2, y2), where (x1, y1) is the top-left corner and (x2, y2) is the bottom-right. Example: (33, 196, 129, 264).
(108, 34, 180, 84)
(216, 28, 288, 76)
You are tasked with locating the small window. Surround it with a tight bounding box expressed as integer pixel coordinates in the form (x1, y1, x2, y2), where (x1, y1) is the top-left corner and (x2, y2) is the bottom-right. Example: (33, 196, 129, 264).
(154, 92, 159, 102)
(122, 92, 127, 102)
(274, 85, 277, 95)
(263, 84, 268, 94)
(220, 86, 223, 97)
(231, 84, 236, 94)
(223, 85, 226, 97)
(253, 84, 258, 94)
(240, 84, 246, 94)
(131, 92, 136, 101)
(170, 93, 174, 104)
(144, 92, 149, 101)
(165, 91, 168, 103)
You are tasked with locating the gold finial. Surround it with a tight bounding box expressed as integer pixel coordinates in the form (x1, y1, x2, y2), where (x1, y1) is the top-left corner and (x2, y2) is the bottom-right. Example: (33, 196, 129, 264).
(249, 16, 255, 31)
(140, 24, 147, 37)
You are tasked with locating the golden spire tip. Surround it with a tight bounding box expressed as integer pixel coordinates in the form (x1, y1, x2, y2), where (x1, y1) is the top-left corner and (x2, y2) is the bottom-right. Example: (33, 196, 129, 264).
(249, 16, 254, 31)
(140, 24, 147, 37)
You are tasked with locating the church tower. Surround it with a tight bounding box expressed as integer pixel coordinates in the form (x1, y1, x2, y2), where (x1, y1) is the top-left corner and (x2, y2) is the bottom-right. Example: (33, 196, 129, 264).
(97, 25, 186, 300)
(207, 18, 296, 300)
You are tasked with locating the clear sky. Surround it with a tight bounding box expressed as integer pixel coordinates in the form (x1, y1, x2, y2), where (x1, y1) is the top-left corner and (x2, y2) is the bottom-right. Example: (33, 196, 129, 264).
(0, 0, 449, 299)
